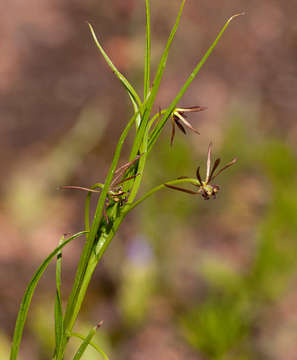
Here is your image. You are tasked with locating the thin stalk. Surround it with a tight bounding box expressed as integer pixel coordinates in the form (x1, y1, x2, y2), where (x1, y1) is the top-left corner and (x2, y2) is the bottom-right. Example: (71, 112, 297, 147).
(60, 215, 125, 343)
(88, 23, 142, 111)
(144, 0, 151, 99)
(125, 111, 164, 203)
(143, 0, 186, 125)
(71, 333, 109, 360)
(127, 0, 186, 163)
(126, 178, 199, 212)
(72, 324, 99, 360)
(128, 0, 186, 163)
(10, 231, 87, 360)
(54, 236, 64, 358)
(62, 113, 137, 351)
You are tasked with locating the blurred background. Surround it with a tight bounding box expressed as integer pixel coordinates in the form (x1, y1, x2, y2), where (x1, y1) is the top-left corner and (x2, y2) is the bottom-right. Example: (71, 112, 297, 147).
(1, 0, 297, 359)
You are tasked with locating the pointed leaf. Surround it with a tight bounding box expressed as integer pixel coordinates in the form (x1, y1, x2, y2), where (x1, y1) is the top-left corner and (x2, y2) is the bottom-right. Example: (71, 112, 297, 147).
(141, 0, 187, 128)
(144, 0, 151, 98)
(72, 323, 103, 360)
(87, 23, 142, 111)
(54, 236, 64, 357)
(71, 331, 109, 360)
(10, 231, 87, 360)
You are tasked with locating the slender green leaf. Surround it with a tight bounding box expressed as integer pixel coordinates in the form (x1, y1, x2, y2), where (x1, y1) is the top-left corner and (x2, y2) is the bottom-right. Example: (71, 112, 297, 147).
(54, 236, 64, 358)
(144, 0, 151, 99)
(72, 324, 100, 360)
(71, 331, 109, 360)
(148, 13, 244, 151)
(63, 215, 127, 352)
(10, 231, 87, 360)
(63, 112, 138, 339)
(142, 0, 186, 124)
(87, 22, 142, 111)
(127, 0, 186, 164)
(125, 111, 158, 203)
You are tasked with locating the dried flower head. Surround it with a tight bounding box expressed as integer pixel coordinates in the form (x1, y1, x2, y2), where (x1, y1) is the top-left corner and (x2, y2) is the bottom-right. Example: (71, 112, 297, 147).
(170, 106, 207, 146)
(165, 142, 237, 199)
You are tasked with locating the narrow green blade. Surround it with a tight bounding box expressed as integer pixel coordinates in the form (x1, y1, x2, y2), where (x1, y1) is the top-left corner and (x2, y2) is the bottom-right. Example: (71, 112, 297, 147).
(72, 323, 107, 360)
(144, 0, 151, 99)
(88, 23, 142, 111)
(127, 0, 186, 162)
(63, 112, 138, 337)
(144, 0, 186, 122)
(10, 231, 87, 360)
(71, 332, 109, 360)
(54, 236, 65, 358)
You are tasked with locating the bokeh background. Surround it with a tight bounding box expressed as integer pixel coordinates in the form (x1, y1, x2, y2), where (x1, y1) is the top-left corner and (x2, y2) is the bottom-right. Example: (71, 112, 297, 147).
(1, 0, 297, 359)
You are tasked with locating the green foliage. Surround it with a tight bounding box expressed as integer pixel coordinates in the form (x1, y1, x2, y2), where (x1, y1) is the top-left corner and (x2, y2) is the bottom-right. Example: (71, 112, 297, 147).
(72, 324, 104, 360)
(10, 1, 242, 359)
(10, 231, 87, 360)
(71, 332, 109, 360)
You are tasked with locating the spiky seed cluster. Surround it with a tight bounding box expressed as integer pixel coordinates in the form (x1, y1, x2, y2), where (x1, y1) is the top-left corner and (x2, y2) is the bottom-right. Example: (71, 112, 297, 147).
(170, 106, 207, 146)
(165, 142, 237, 200)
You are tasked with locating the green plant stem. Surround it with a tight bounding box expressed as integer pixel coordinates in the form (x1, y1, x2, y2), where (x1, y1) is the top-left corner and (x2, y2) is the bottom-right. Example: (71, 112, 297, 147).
(10, 231, 87, 360)
(88, 23, 142, 111)
(144, 0, 151, 99)
(57, 217, 125, 360)
(71, 333, 109, 360)
(61, 113, 137, 357)
(125, 110, 166, 203)
(72, 324, 99, 360)
(10, 3, 243, 359)
(56, 178, 196, 358)
(54, 236, 64, 358)
(126, 178, 199, 212)
(129, 0, 186, 159)
(143, 0, 186, 126)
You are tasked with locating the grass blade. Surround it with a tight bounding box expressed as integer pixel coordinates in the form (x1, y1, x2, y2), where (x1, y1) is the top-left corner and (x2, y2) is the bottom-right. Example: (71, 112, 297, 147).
(71, 329, 109, 360)
(126, 0, 186, 163)
(72, 323, 103, 360)
(10, 231, 87, 360)
(127, 0, 186, 167)
(144, 0, 151, 99)
(148, 13, 244, 151)
(143, 0, 186, 122)
(54, 236, 65, 358)
(87, 22, 142, 111)
(63, 112, 138, 339)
